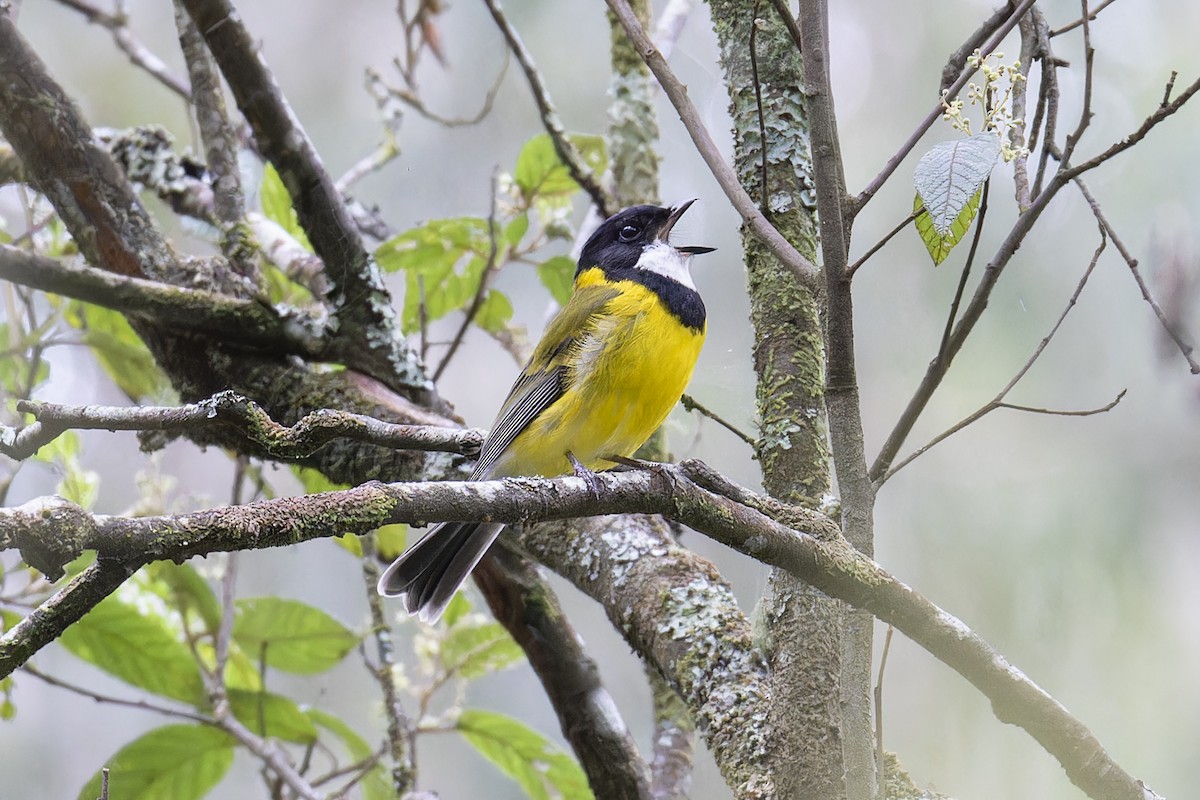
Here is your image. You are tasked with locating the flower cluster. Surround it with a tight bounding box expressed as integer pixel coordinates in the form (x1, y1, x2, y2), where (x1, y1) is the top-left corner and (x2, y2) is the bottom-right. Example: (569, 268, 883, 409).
(941, 49, 1030, 162)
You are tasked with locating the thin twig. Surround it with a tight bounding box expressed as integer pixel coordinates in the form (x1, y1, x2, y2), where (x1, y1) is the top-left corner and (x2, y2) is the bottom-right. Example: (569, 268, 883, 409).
(606, 0, 820, 287)
(854, 0, 1036, 213)
(1051, 0, 1120, 36)
(1060, 0, 1095, 167)
(873, 625, 894, 788)
(360, 534, 416, 795)
(936, 180, 990, 365)
(23, 663, 209, 723)
(53, 0, 191, 99)
(434, 171, 502, 382)
(1066, 171, 1200, 373)
(679, 393, 756, 448)
(845, 209, 919, 279)
(482, 0, 614, 217)
(881, 230, 1119, 482)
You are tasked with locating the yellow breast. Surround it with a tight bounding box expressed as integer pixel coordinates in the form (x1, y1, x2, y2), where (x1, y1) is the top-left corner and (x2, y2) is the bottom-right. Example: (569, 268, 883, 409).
(500, 272, 705, 477)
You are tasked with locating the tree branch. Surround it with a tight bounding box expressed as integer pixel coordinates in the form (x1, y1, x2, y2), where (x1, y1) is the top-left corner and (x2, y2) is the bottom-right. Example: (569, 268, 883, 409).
(605, 0, 820, 288)
(3, 393, 482, 462)
(0, 245, 327, 358)
(0, 462, 1163, 800)
(178, 0, 432, 399)
(482, 0, 615, 217)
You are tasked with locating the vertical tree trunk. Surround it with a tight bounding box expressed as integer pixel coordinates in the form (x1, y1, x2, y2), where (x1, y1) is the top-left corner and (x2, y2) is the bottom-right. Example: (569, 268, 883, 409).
(707, 3, 846, 797)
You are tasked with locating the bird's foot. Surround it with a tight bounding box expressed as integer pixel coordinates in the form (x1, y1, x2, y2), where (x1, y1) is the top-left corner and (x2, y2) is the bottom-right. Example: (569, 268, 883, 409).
(567, 451, 604, 500)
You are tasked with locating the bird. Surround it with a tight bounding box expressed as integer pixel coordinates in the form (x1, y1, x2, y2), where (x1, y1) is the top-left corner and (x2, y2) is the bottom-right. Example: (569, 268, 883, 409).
(378, 200, 714, 622)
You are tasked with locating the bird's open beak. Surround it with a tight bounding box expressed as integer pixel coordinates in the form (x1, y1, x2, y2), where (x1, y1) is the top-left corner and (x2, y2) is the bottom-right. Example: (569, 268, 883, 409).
(660, 199, 716, 255)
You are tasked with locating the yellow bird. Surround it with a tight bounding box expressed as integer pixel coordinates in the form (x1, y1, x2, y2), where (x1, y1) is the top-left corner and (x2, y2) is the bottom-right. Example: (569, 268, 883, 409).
(378, 200, 713, 621)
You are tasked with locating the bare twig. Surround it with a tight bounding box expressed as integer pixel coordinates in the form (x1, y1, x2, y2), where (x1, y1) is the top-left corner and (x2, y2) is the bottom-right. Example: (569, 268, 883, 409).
(936, 180, 990, 364)
(941, 1, 1021, 92)
(434, 172, 502, 382)
(1067, 172, 1200, 373)
(854, 0, 1036, 213)
(482, 0, 615, 217)
(881, 231, 1121, 482)
(53, 0, 191, 99)
(606, 0, 820, 287)
(23, 663, 209, 723)
(679, 393, 756, 448)
(359, 534, 416, 795)
(1051, 0, 1120, 36)
(873, 625, 894, 787)
(1060, 0, 1096, 167)
(4, 393, 483, 462)
(845, 209, 919, 279)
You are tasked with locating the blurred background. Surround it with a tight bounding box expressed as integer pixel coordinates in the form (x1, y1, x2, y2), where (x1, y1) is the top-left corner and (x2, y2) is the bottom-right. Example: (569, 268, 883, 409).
(2, 0, 1198, 797)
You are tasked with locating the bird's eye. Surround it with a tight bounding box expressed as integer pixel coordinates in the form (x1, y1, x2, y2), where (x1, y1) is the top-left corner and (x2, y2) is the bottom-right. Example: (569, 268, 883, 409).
(618, 224, 640, 242)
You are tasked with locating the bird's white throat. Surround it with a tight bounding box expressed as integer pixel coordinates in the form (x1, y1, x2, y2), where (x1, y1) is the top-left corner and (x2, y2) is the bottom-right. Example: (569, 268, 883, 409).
(635, 242, 697, 290)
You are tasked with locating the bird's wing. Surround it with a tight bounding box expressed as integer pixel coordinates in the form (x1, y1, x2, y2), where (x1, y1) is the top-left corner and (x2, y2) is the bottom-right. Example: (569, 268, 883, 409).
(472, 283, 620, 478)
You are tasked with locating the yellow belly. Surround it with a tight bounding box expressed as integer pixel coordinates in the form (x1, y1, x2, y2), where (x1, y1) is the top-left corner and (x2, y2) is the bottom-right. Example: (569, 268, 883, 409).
(495, 282, 704, 477)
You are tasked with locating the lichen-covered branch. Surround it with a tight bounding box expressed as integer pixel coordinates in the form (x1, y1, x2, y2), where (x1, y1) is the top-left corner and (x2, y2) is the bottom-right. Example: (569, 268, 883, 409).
(5, 394, 481, 463)
(179, 0, 431, 400)
(0, 463, 1161, 800)
(0, 245, 326, 358)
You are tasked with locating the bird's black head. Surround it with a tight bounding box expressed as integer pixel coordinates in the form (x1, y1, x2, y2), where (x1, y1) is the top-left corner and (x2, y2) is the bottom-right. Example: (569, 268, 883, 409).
(577, 200, 715, 278)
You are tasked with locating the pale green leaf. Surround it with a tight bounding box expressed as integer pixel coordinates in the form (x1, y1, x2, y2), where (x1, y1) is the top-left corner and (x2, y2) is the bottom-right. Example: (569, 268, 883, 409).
(227, 689, 318, 744)
(375, 524, 408, 561)
(77, 724, 234, 800)
(458, 709, 593, 800)
(536, 255, 576, 305)
(233, 598, 359, 674)
(63, 302, 171, 401)
(475, 290, 514, 334)
(58, 593, 206, 705)
(514, 134, 607, 200)
(913, 189, 983, 266)
(261, 163, 312, 252)
(442, 620, 524, 680)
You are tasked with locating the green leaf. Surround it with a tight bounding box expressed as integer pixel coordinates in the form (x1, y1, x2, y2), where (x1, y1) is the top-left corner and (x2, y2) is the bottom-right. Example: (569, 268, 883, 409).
(58, 592, 206, 705)
(63, 302, 171, 400)
(374, 217, 493, 334)
(292, 465, 350, 494)
(442, 620, 524, 680)
(233, 598, 359, 674)
(913, 190, 983, 266)
(514, 133, 607, 200)
(475, 290, 514, 334)
(142, 562, 222, 635)
(458, 709, 593, 800)
(0, 674, 15, 720)
(375, 524, 408, 561)
(30, 430, 99, 508)
(77, 724, 234, 800)
(913, 132, 999, 264)
(227, 689, 318, 744)
(308, 709, 393, 800)
(536, 255, 576, 305)
(504, 212, 530, 246)
(261, 163, 312, 252)
(441, 592, 472, 629)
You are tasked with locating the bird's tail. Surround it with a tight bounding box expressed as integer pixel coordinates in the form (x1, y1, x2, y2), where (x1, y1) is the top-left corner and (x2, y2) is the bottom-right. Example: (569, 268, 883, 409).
(376, 521, 506, 623)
